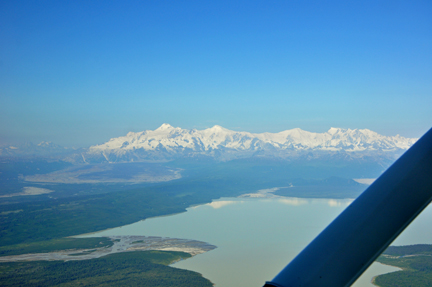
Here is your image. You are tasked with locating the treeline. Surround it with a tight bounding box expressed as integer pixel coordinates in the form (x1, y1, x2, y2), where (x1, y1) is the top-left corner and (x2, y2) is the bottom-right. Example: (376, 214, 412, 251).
(383, 244, 432, 257)
(0, 250, 212, 287)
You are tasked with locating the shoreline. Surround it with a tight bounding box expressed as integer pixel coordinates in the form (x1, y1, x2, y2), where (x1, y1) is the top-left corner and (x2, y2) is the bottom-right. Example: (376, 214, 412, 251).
(370, 261, 403, 286)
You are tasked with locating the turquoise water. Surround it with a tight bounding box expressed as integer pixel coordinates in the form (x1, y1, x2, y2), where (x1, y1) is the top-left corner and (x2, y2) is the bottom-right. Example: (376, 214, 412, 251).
(84, 196, 432, 286)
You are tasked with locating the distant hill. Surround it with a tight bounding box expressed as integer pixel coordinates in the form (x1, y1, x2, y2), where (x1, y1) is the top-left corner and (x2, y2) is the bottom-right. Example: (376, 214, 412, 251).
(0, 141, 84, 159)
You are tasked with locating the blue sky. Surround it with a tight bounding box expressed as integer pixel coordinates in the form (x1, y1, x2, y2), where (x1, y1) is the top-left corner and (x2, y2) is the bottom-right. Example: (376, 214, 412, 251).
(1, 0, 431, 147)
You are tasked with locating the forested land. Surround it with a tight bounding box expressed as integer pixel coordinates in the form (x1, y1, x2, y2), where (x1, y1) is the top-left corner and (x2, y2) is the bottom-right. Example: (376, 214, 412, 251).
(0, 250, 213, 287)
(374, 244, 432, 287)
(0, 237, 113, 256)
(0, 173, 256, 246)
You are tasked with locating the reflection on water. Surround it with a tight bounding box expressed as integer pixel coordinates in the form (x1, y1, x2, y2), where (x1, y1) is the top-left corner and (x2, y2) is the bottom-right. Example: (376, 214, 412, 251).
(202, 200, 240, 209)
(278, 197, 309, 206)
(277, 197, 353, 207)
(84, 196, 432, 287)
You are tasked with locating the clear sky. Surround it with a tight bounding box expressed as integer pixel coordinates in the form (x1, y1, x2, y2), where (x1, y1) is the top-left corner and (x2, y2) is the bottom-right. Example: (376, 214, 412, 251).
(1, 0, 431, 147)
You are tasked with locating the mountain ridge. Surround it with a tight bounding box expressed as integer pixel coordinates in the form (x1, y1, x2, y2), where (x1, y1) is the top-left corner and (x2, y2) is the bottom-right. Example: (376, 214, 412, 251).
(83, 124, 417, 163)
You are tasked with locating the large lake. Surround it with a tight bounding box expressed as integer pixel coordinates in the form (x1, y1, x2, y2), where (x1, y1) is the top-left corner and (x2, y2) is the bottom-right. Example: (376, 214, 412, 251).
(82, 193, 432, 287)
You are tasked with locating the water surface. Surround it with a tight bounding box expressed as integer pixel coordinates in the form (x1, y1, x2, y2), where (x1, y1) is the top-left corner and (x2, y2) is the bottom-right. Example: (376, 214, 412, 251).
(84, 196, 432, 286)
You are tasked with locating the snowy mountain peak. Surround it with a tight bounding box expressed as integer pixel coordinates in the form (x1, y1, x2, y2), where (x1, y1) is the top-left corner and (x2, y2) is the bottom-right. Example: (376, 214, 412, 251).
(206, 125, 232, 133)
(328, 127, 341, 134)
(156, 123, 175, 130)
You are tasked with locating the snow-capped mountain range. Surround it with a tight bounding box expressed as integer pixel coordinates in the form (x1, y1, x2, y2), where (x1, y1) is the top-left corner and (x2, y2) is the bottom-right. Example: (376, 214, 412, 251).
(83, 124, 418, 163)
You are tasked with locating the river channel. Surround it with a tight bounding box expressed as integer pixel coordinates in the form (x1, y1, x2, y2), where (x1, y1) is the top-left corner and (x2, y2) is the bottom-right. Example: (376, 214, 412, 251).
(81, 192, 432, 287)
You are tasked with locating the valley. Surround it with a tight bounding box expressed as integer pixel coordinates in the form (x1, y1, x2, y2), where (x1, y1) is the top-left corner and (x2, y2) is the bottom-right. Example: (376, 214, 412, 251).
(0, 129, 421, 286)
